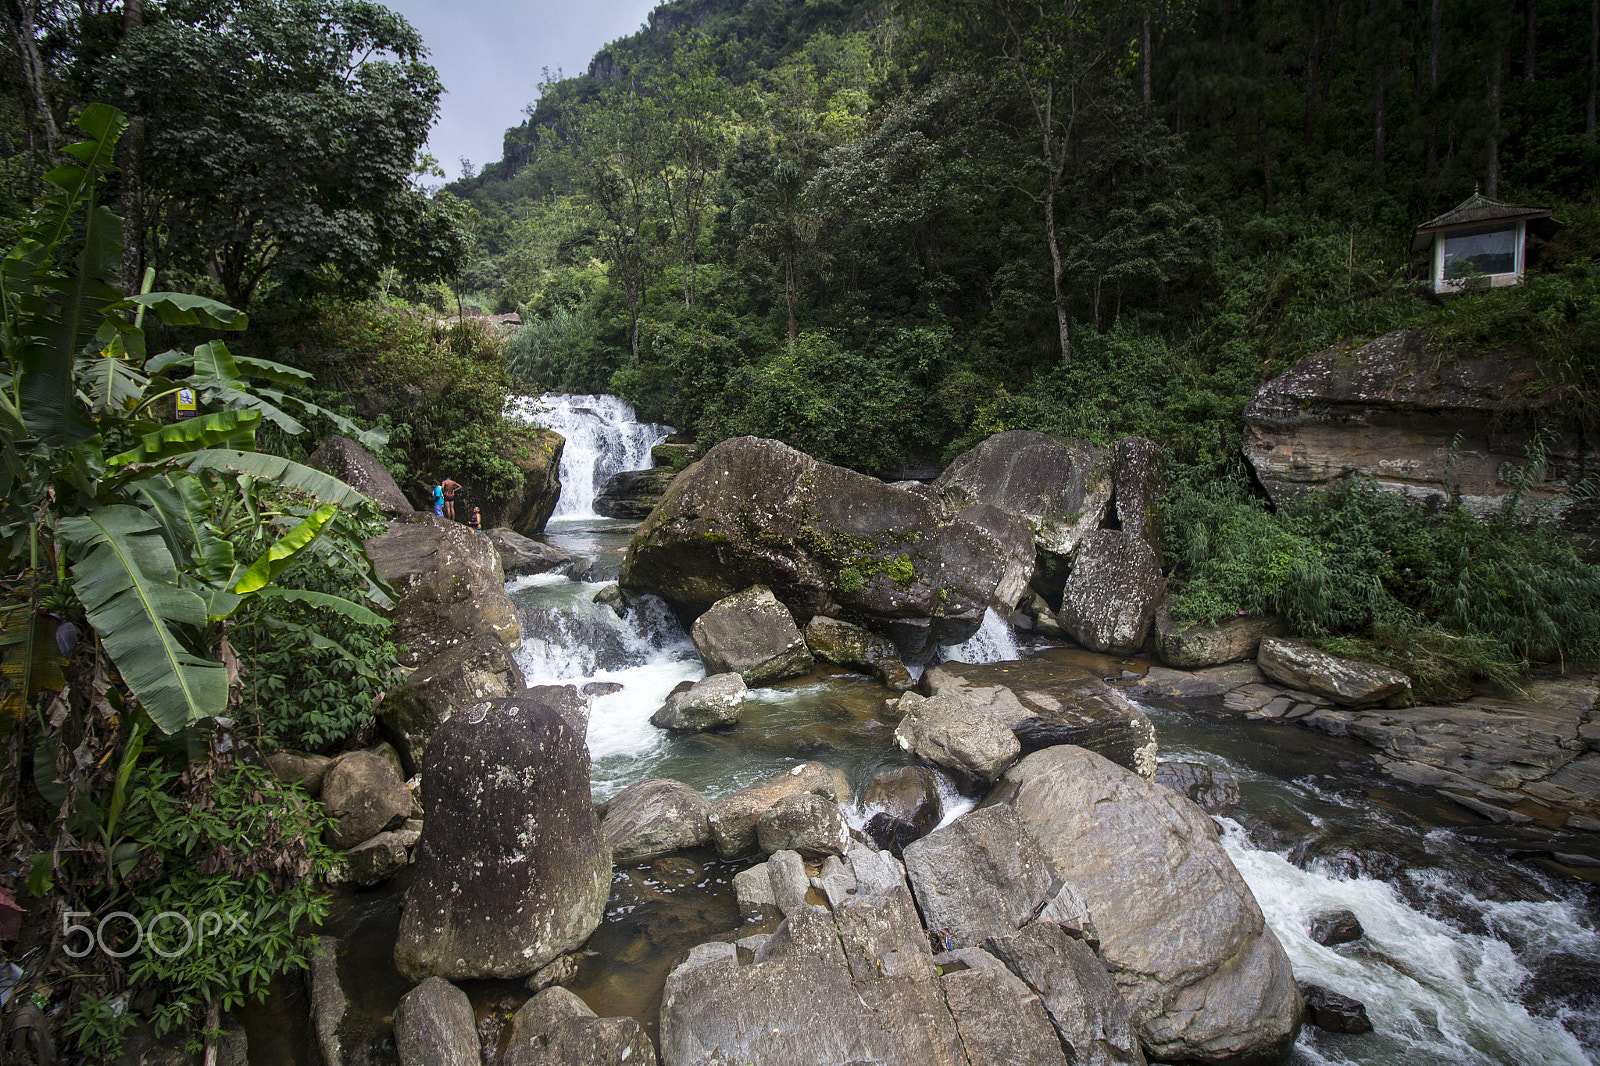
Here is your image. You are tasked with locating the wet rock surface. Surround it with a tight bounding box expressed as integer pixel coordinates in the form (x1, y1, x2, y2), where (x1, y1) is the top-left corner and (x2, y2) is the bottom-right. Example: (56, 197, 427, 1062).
(594, 466, 679, 521)
(484, 527, 573, 576)
(1308, 909, 1364, 946)
(598, 778, 713, 864)
(1057, 530, 1164, 655)
(689, 585, 814, 685)
(861, 764, 943, 837)
(805, 615, 915, 691)
(705, 761, 852, 858)
(365, 515, 521, 666)
(893, 688, 1022, 784)
(935, 430, 1112, 557)
(382, 633, 525, 773)
(649, 671, 747, 732)
(1298, 983, 1374, 1034)
(1155, 760, 1242, 814)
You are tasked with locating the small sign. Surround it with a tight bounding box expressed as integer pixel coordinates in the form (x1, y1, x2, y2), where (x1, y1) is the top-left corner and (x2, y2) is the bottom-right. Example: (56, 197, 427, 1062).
(176, 388, 197, 421)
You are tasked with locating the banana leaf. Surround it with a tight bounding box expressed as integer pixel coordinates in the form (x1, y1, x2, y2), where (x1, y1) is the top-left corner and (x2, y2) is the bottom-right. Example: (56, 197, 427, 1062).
(58, 506, 227, 733)
(251, 587, 388, 627)
(125, 293, 246, 331)
(0, 600, 65, 721)
(232, 503, 338, 594)
(107, 409, 261, 467)
(185, 450, 370, 508)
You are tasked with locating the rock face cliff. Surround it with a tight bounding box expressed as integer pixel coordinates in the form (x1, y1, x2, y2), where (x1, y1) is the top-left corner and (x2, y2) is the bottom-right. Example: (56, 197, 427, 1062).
(1242, 331, 1595, 541)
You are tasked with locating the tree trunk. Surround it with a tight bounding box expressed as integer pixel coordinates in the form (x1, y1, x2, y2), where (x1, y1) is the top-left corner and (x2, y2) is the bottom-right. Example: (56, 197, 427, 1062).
(1141, 11, 1153, 104)
(1588, 0, 1597, 140)
(119, 0, 145, 297)
(1044, 178, 1070, 363)
(1487, 37, 1503, 197)
(785, 247, 796, 350)
(1370, 0, 1385, 186)
(1525, 0, 1537, 81)
(7, 0, 58, 152)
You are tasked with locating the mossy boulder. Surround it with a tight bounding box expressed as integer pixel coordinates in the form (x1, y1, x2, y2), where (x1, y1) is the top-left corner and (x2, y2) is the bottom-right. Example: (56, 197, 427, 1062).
(482, 425, 564, 536)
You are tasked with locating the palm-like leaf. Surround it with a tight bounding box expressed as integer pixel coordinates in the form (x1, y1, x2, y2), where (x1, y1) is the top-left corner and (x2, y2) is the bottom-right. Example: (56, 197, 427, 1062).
(233, 503, 338, 594)
(107, 409, 261, 467)
(185, 450, 370, 507)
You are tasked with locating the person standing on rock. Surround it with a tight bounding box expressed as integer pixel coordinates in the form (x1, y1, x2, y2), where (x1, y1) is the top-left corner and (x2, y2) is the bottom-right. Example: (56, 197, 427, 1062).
(430, 480, 444, 517)
(471, 506, 482, 531)
(441, 476, 462, 521)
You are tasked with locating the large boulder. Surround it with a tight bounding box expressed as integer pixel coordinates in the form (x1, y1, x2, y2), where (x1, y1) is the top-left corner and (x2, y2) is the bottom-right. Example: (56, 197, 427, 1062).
(502, 987, 658, 1066)
(690, 586, 814, 685)
(620, 436, 1030, 653)
(486, 425, 564, 536)
(903, 805, 1055, 950)
(594, 466, 679, 521)
(935, 430, 1112, 556)
(894, 690, 1022, 785)
(804, 615, 915, 691)
(365, 515, 521, 667)
(1242, 330, 1596, 542)
(307, 435, 413, 515)
(650, 673, 746, 732)
(597, 779, 712, 863)
(483, 527, 573, 576)
(938, 945, 1074, 1066)
(755, 792, 850, 857)
(394, 693, 610, 980)
(321, 751, 411, 849)
(1001, 746, 1302, 1064)
(1258, 638, 1412, 707)
(1112, 436, 1164, 554)
(1057, 530, 1164, 655)
(927, 656, 1158, 779)
(1154, 602, 1285, 669)
(393, 977, 478, 1066)
(706, 761, 851, 858)
(861, 765, 943, 837)
(382, 634, 525, 774)
(983, 924, 1147, 1066)
(265, 750, 333, 796)
(326, 830, 411, 888)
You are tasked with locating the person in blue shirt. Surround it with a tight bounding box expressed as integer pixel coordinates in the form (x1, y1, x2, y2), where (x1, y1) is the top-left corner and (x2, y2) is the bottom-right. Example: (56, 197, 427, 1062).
(430, 480, 444, 517)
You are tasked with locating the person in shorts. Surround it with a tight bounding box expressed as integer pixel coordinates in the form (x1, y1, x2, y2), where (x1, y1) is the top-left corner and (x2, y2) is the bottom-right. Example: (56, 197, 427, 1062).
(441, 476, 462, 520)
(430, 480, 444, 517)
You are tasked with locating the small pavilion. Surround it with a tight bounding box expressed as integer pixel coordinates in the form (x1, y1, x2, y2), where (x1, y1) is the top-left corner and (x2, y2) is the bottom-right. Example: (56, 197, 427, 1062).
(1410, 192, 1561, 294)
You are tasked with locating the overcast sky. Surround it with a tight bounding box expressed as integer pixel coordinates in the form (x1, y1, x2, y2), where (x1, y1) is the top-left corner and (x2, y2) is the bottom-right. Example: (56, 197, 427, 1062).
(382, 0, 662, 179)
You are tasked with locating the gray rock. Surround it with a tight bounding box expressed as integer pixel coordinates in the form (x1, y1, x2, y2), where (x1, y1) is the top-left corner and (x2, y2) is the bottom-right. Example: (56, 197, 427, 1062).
(525, 953, 581, 994)
(706, 761, 851, 858)
(734, 863, 780, 921)
(382, 634, 525, 773)
(765, 849, 815, 917)
(936, 430, 1113, 557)
(903, 805, 1055, 950)
(649, 671, 747, 732)
(894, 690, 1022, 784)
(309, 937, 344, 1066)
(1154, 761, 1242, 814)
(394, 693, 610, 980)
(1057, 530, 1165, 655)
(652, 441, 699, 470)
(756, 792, 849, 857)
(938, 946, 1072, 1066)
(493, 426, 565, 536)
(940, 502, 1040, 627)
(1258, 638, 1413, 707)
(365, 515, 521, 666)
(1004, 745, 1302, 1064)
(321, 751, 411, 849)
(1153, 602, 1286, 669)
(393, 976, 478, 1066)
(804, 615, 916, 691)
(506, 985, 593, 1046)
(598, 778, 712, 863)
(503, 987, 659, 1066)
(525, 682, 591, 737)
(1299, 984, 1374, 1034)
(307, 435, 413, 515)
(917, 665, 1036, 728)
(861, 765, 943, 838)
(1308, 909, 1364, 946)
(327, 830, 410, 888)
(1112, 436, 1164, 554)
(594, 466, 679, 521)
(690, 585, 815, 685)
(264, 750, 332, 796)
(592, 583, 627, 615)
(483, 527, 573, 576)
(984, 923, 1146, 1066)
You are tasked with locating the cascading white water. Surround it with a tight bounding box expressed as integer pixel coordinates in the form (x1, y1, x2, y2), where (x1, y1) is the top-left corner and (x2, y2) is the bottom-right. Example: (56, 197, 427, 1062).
(508, 393, 673, 518)
(936, 607, 1022, 665)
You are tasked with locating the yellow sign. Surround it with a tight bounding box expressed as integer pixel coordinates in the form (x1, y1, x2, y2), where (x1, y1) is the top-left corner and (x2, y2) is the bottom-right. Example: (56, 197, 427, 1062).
(176, 388, 197, 420)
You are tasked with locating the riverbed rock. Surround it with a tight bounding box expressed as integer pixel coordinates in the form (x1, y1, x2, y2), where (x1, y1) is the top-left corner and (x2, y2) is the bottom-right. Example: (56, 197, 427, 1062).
(597, 779, 712, 863)
(1241, 330, 1596, 542)
(756, 792, 849, 857)
(930, 655, 1158, 779)
(394, 693, 610, 980)
(594, 466, 678, 521)
(649, 672, 747, 732)
(937, 946, 1073, 1066)
(1308, 909, 1364, 946)
(394, 976, 479, 1066)
(492, 425, 565, 536)
(327, 830, 411, 888)
(861, 765, 943, 837)
(894, 689, 1022, 785)
(265, 750, 332, 796)
(619, 436, 1027, 651)
(503, 986, 658, 1066)
(1002, 745, 1302, 1064)
(1154, 761, 1242, 814)
(307, 435, 413, 515)
(310, 938, 345, 1066)
(1057, 530, 1164, 655)
(706, 761, 851, 858)
(935, 430, 1113, 557)
(805, 615, 915, 691)
(1154, 602, 1285, 669)
(483, 527, 573, 576)
(690, 585, 814, 685)
(321, 751, 411, 849)
(382, 634, 526, 773)
(1113, 436, 1164, 552)
(983, 923, 1147, 1066)
(903, 805, 1055, 949)
(1258, 638, 1412, 707)
(1298, 984, 1373, 1034)
(365, 515, 521, 666)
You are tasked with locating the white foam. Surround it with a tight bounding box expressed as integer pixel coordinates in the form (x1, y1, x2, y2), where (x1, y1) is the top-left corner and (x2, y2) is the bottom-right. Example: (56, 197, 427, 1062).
(936, 607, 1021, 665)
(508, 393, 672, 518)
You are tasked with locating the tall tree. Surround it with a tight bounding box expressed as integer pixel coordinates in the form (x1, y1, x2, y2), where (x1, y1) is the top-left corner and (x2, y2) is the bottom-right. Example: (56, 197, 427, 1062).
(652, 36, 729, 309)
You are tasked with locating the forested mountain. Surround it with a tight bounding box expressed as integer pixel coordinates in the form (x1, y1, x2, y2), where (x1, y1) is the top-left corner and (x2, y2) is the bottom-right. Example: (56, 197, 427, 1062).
(448, 0, 1599, 476)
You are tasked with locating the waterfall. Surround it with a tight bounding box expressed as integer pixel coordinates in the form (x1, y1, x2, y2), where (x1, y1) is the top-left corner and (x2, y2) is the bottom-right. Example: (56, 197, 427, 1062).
(509, 393, 673, 519)
(936, 607, 1022, 665)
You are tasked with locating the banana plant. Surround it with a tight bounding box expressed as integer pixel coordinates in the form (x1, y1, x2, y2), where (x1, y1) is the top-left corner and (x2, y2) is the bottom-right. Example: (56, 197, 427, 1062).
(0, 105, 386, 735)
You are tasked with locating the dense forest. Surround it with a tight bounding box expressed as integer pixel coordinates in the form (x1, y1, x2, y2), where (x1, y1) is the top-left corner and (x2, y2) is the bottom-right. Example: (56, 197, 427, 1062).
(0, 0, 1599, 1059)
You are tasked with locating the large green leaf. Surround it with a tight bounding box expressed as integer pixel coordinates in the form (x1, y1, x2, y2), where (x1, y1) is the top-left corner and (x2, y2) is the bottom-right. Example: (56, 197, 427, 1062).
(58, 506, 227, 733)
(250, 586, 388, 628)
(132, 474, 234, 579)
(107, 409, 262, 466)
(232, 503, 338, 594)
(232, 354, 313, 387)
(81, 338, 149, 414)
(126, 292, 247, 331)
(185, 450, 370, 507)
